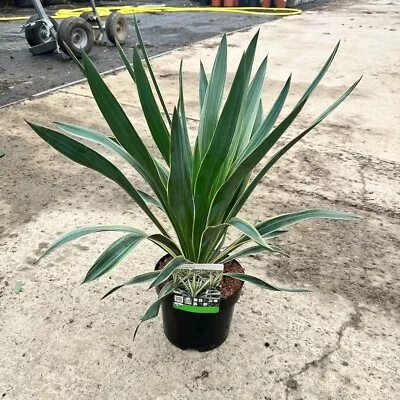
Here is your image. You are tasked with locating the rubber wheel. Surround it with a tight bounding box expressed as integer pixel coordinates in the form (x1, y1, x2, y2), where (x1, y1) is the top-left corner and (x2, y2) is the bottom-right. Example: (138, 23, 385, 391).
(25, 15, 58, 47)
(105, 12, 129, 45)
(57, 17, 94, 59)
(79, 11, 101, 42)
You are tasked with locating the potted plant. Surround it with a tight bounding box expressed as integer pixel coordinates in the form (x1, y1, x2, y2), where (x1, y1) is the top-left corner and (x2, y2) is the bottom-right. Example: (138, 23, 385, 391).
(29, 20, 361, 351)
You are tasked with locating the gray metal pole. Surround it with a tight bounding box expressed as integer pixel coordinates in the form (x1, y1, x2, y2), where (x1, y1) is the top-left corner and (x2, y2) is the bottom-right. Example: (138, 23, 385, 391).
(30, 0, 58, 51)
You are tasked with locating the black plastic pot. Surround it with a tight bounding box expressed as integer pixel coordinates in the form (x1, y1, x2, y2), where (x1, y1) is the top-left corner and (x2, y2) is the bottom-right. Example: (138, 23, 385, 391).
(156, 255, 243, 351)
(199, 0, 211, 6)
(248, 0, 260, 6)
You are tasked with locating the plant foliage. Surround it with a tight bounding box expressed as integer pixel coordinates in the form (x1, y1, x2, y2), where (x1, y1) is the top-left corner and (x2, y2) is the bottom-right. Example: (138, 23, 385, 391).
(29, 19, 361, 325)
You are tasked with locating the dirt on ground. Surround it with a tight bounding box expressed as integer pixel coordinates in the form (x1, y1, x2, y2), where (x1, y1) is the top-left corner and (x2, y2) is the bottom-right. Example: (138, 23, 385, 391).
(1, 0, 400, 399)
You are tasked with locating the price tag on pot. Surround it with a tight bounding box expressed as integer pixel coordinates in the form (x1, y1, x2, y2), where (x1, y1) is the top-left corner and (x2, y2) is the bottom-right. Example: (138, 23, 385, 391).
(172, 264, 224, 314)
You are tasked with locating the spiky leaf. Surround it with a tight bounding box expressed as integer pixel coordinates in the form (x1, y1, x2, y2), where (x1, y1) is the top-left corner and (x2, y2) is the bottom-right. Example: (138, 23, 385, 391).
(83, 233, 147, 283)
(224, 273, 308, 292)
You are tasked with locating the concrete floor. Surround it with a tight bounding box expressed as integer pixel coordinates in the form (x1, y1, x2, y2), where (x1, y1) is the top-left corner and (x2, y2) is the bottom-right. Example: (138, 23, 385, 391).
(1, 0, 400, 399)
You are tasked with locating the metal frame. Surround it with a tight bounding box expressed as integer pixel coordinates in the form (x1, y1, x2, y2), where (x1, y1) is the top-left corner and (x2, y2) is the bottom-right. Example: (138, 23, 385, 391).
(23, 1, 124, 57)
(87, 0, 108, 45)
(26, 0, 59, 54)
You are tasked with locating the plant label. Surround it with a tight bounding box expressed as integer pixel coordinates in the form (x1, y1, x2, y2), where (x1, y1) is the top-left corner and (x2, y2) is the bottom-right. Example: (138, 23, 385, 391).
(172, 264, 224, 314)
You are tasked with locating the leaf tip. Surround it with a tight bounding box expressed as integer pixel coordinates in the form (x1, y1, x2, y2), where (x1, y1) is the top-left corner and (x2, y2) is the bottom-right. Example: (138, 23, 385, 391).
(32, 257, 40, 265)
(25, 120, 36, 129)
(133, 322, 141, 341)
(100, 291, 112, 300)
(81, 277, 89, 285)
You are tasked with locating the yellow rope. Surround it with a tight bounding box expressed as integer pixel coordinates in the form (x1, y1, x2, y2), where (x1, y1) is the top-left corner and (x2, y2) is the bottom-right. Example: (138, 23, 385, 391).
(0, 6, 301, 22)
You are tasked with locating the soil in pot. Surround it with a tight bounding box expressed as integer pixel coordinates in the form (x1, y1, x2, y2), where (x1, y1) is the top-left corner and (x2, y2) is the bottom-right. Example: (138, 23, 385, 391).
(156, 255, 244, 351)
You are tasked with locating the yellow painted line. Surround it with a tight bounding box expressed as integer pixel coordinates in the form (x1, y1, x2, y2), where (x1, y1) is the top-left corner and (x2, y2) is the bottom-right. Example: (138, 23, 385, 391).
(0, 6, 301, 22)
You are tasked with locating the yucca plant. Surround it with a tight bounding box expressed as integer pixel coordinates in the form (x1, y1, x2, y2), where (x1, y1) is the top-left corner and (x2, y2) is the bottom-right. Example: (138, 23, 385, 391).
(29, 19, 361, 334)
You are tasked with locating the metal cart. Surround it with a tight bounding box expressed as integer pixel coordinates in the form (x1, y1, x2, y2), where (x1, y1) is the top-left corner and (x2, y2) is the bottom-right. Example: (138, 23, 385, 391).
(23, 0, 129, 58)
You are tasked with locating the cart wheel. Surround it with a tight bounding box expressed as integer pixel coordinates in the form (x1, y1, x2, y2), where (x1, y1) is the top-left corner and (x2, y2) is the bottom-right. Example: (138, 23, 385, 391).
(25, 15, 58, 48)
(57, 17, 94, 59)
(79, 11, 101, 42)
(105, 12, 129, 45)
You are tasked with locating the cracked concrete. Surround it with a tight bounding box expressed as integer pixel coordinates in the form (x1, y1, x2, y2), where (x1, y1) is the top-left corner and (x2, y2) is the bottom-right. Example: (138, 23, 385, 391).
(284, 303, 362, 399)
(1, 0, 400, 399)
